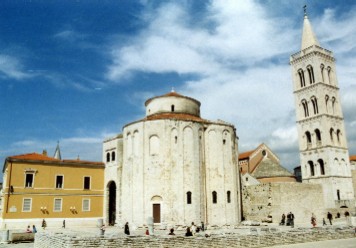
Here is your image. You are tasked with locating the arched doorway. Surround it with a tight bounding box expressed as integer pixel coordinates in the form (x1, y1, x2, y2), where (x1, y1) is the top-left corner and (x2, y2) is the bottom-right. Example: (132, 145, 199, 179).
(108, 181, 116, 225)
(151, 195, 162, 224)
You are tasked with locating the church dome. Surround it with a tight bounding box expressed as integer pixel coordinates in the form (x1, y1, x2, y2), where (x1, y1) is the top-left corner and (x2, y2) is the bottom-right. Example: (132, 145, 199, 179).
(145, 91, 201, 117)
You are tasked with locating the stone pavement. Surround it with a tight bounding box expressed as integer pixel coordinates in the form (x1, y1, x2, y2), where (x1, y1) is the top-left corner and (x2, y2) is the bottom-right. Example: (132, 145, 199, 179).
(271, 238, 356, 248)
(0, 219, 355, 247)
(1, 237, 356, 248)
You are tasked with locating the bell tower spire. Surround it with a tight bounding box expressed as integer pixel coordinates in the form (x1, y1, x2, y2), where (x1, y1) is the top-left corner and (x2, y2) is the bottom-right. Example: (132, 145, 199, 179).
(301, 5, 320, 50)
(290, 7, 355, 209)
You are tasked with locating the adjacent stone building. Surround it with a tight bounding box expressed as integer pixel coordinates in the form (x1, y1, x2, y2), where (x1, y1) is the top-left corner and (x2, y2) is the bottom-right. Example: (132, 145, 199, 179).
(239, 144, 296, 184)
(103, 91, 241, 228)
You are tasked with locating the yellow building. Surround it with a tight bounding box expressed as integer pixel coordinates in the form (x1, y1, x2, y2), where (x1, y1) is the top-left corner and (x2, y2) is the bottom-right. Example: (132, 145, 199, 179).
(0, 151, 104, 229)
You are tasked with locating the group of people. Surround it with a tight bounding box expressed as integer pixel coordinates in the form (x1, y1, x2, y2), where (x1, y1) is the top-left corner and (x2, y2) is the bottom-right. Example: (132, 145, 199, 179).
(121, 221, 205, 237)
(26, 219, 68, 233)
(24, 219, 46, 233)
(25, 225, 37, 233)
(282, 211, 352, 228)
(279, 212, 295, 227)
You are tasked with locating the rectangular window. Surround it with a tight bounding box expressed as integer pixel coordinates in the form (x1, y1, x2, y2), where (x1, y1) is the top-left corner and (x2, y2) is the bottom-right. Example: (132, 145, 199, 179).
(84, 177, 91, 190)
(82, 199, 90, 211)
(56, 175, 64, 189)
(22, 198, 32, 212)
(54, 198, 62, 212)
(25, 174, 34, 188)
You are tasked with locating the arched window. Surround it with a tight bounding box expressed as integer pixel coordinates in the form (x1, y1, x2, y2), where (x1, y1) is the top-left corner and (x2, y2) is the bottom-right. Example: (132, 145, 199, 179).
(325, 95, 329, 113)
(302, 99, 309, 117)
(336, 129, 341, 144)
(111, 151, 116, 162)
(327, 67, 332, 84)
(106, 152, 110, 162)
(298, 69, 306, 87)
(320, 64, 325, 82)
(334, 158, 339, 166)
(311, 96, 318, 114)
(149, 135, 160, 156)
(318, 159, 325, 175)
(227, 191, 231, 203)
(331, 97, 336, 114)
(315, 129, 321, 146)
(187, 191, 192, 204)
(305, 131, 312, 148)
(330, 128, 335, 144)
(307, 65, 315, 84)
(308, 161, 315, 176)
(171, 105, 175, 112)
(212, 191, 217, 204)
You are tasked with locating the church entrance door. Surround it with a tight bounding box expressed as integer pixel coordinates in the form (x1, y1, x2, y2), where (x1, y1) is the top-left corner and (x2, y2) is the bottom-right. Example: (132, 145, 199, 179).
(153, 204, 161, 223)
(108, 181, 116, 225)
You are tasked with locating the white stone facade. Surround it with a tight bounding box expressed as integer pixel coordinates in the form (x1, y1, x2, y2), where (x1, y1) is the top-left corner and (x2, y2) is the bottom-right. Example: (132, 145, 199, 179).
(290, 15, 355, 209)
(103, 92, 241, 228)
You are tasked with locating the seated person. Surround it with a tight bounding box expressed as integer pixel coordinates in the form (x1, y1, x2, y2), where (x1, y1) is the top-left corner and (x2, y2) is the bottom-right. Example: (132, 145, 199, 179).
(168, 228, 175, 235)
(185, 227, 193, 237)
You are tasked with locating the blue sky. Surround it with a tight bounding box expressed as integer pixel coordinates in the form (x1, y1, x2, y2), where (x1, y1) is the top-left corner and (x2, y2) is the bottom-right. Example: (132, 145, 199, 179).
(1, 0, 356, 177)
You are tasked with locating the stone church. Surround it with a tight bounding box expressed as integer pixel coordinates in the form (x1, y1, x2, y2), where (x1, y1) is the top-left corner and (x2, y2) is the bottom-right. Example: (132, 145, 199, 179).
(102, 9, 356, 228)
(103, 91, 241, 228)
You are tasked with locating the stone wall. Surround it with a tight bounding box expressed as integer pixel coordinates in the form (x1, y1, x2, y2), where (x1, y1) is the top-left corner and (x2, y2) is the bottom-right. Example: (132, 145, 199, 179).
(34, 227, 355, 248)
(243, 182, 325, 223)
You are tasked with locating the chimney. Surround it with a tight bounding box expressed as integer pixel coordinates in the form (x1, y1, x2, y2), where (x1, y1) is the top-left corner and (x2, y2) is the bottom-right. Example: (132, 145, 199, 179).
(42, 150, 48, 156)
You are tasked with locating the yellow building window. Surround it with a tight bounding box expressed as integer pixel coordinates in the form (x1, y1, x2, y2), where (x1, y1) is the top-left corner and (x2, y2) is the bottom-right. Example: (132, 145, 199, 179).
(54, 198, 62, 212)
(82, 199, 90, 211)
(56, 175, 64, 189)
(22, 198, 32, 212)
(84, 177, 91, 190)
(25, 173, 34, 188)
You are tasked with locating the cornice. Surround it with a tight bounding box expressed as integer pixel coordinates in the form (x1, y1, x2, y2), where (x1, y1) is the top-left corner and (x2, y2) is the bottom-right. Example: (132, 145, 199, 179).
(294, 81, 339, 94)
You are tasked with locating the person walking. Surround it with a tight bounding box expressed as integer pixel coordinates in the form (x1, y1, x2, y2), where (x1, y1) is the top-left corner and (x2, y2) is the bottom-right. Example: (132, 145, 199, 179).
(41, 219, 47, 230)
(327, 212, 333, 225)
(32, 225, 37, 233)
(290, 212, 295, 228)
(280, 213, 286, 225)
(311, 213, 316, 227)
(124, 222, 130, 235)
(323, 218, 327, 226)
(100, 224, 105, 236)
(191, 222, 196, 236)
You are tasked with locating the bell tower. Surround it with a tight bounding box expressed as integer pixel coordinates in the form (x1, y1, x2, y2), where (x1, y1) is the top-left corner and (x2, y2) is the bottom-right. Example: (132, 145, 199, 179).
(290, 8, 354, 208)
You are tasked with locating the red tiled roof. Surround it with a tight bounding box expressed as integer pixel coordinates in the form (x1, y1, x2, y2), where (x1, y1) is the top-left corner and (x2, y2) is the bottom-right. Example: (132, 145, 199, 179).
(9, 153, 59, 161)
(6, 153, 104, 166)
(145, 91, 200, 106)
(62, 159, 104, 166)
(239, 150, 255, 160)
(164, 91, 184, 97)
(350, 155, 356, 161)
(145, 113, 208, 123)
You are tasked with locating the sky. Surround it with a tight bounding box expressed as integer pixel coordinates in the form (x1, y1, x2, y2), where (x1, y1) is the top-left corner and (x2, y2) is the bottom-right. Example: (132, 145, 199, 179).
(1, 0, 356, 177)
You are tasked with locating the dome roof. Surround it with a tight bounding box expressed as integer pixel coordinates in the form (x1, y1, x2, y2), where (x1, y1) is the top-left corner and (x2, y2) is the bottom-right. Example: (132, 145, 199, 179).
(145, 91, 200, 107)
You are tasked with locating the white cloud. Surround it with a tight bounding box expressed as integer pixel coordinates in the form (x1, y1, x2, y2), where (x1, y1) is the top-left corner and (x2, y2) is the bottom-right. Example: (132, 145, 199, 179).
(105, 0, 356, 170)
(0, 55, 31, 80)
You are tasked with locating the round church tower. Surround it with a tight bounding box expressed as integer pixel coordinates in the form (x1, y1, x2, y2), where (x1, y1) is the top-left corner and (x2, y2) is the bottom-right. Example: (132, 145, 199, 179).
(118, 91, 240, 228)
(145, 91, 201, 117)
